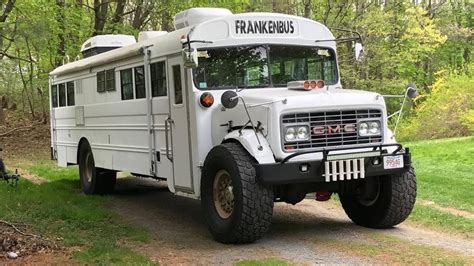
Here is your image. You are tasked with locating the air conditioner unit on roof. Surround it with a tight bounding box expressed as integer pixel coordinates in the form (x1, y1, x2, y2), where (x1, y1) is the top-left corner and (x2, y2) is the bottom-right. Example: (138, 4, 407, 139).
(174, 7, 233, 30)
(80, 34, 136, 58)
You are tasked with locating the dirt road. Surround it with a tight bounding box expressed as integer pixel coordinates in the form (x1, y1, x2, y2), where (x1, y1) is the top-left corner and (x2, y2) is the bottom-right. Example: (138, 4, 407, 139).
(111, 177, 473, 265)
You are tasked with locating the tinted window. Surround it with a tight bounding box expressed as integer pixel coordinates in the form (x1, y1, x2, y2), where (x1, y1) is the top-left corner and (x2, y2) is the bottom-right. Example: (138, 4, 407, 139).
(97, 71, 105, 92)
(151, 62, 167, 97)
(121, 69, 133, 100)
(58, 83, 66, 107)
(106, 69, 115, 91)
(51, 85, 58, 108)
(134, 66, 145, 99)
(172, 65, 183, 104)
(193, 45, 338, 89)
(66, 82, 75, 106)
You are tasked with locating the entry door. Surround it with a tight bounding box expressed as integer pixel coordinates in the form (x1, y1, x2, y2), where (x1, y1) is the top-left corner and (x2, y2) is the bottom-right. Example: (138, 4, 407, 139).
(167, 57, 193, 192)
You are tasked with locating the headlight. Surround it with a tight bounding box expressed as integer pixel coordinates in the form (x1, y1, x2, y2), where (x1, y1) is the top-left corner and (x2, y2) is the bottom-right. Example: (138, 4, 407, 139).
(359, 121, 381, 136)
(297, 126, 309, 140)
(285, 125, 310, 142)
(285, 127, 296, 141)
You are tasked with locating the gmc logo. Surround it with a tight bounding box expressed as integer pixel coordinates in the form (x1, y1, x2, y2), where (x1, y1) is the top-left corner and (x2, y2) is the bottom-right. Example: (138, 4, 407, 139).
(312, 124, 356, 135)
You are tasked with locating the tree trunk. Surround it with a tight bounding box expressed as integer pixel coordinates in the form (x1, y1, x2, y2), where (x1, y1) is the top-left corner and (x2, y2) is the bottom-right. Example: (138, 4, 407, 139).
(93, 0, 109, 36)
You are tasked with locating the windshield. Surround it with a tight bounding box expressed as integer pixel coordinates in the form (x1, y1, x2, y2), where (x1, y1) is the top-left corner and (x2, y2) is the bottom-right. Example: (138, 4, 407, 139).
(193, 45, 338, 90)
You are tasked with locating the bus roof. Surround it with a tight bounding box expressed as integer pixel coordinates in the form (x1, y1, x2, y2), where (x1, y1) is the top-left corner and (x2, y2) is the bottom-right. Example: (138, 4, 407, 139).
(50, 12, 335, 77)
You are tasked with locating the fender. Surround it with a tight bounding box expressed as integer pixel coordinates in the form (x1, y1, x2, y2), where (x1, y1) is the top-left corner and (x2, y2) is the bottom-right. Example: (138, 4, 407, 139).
(223, 129, 276, 164)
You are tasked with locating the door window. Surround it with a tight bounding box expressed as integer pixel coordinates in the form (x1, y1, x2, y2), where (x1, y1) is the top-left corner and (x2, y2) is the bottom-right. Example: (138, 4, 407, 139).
(172, 65, 183, 104)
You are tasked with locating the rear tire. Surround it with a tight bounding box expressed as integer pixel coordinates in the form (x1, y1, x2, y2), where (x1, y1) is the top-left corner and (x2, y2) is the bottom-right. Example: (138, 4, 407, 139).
(340, 167, 416, 228)
(201, 142, 274, 244)
(78, 141, 116, 195)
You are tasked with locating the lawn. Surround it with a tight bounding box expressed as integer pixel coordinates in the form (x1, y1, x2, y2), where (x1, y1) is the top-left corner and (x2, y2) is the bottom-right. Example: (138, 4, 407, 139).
(405, 136, 474, 236)
(0, 162, 155, 264)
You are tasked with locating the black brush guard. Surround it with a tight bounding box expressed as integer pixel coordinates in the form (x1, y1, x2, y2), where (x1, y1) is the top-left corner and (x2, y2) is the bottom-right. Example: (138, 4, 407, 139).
(255, 143, 411, 185)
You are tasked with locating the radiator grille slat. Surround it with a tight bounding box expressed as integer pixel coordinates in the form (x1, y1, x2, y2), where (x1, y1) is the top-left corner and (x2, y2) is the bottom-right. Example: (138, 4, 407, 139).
(282, 109, 383, 151)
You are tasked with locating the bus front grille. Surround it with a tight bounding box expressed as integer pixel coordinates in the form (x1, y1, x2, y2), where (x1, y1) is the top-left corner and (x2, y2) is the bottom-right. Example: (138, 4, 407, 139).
(281, 109, 383, 152)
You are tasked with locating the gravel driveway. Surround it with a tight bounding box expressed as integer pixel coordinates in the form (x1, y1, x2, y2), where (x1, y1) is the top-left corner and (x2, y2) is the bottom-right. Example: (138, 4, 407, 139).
(111, 177, 474, 265)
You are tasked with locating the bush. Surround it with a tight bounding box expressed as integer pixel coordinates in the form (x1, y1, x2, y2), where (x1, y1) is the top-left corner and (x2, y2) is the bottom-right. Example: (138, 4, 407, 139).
(397, 74, 473, 141)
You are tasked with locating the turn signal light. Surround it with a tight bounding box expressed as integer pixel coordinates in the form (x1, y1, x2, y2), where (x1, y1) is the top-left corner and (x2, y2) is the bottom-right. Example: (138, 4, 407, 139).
(200, 92, 214, 108)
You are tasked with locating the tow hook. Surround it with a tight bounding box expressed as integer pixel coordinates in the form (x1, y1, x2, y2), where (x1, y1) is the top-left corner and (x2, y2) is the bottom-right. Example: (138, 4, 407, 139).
(316, 191, 332, 201)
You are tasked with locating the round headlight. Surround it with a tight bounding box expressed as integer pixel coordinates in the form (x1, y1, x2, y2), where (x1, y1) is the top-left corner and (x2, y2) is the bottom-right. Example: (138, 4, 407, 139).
(359, 122, 368, 135)
(285, 127, 296, 141)
(369, 122, 380, 134)
(297, 126, 309, 140)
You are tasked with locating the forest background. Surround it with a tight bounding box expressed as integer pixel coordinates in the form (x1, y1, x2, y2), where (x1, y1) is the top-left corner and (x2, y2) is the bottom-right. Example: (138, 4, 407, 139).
(0, 0, 472, 141)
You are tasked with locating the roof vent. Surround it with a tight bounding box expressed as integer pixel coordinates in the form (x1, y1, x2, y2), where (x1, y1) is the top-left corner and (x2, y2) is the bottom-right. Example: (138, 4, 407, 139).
(80, 34, 136, 58)
(138, 31, 168, 42)
(174, 8, 232, 30)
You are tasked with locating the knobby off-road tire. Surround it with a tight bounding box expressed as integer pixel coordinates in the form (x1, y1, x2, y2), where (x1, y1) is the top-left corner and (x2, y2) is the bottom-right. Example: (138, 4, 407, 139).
(340, 167, 416, 228)
(201, 142, 274, 244)
(78, 141, 116, 195)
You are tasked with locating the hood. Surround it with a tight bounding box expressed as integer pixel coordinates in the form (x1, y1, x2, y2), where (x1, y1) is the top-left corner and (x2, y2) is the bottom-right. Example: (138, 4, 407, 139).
(237, 88, 383, 109)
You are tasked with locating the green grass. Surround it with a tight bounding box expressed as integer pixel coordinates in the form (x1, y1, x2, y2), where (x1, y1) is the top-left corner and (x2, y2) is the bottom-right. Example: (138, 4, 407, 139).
(0, 161, 154, 265)
(236, 258, 292, 266)
(407, 136, 474, 212)
(405, 136, 474, 236)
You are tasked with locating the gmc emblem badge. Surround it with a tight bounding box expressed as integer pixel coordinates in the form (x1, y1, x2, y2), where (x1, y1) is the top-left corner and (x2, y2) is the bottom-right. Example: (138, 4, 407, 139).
(312, 124, 356, 135)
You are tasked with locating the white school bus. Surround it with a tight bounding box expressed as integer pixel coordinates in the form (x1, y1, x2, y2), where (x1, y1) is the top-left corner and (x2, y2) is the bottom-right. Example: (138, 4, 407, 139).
(49, 8, 417, 243)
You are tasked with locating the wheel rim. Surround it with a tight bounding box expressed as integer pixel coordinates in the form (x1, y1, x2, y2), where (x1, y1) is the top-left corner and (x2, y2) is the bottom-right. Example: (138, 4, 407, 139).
(213, 170, 234, 219)
(84, 152, 94, 183)
(358, 177, 381, 206)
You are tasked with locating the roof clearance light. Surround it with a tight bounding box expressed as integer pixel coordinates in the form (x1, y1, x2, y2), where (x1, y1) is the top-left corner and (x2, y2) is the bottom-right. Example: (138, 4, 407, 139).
(288, 80, 325, 91)
(317, 80, 325, 88)
(200, 92, 214, 108)
(303, 80, 310, 90)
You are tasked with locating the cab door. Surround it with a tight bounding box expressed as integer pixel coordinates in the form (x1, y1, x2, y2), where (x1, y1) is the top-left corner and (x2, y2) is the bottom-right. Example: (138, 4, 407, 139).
(167, 56, 193, 192)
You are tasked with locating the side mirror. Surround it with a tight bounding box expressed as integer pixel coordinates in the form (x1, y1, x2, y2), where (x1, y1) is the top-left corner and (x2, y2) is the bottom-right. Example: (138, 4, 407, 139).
(406, 83, 418, 99)
(354, 42, 364, 61)
(182, 47, 198, 68)
(221, 90, 238, 109)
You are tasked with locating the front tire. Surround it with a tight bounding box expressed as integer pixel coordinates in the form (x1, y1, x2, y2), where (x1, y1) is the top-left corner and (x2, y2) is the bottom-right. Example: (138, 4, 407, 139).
(78, 141, 116, 195)
(340, 167, 416, 228)
(201, 142, 274, 244)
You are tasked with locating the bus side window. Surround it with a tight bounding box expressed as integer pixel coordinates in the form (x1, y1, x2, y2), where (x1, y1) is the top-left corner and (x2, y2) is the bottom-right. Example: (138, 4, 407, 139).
(151, 62, 167, 97)
(134, 66, 145, 99)
(105, 69, 115, 91)
(51, 85, 58, 108)
(172, 65, 182, 104)
(67, 81, 75, 106)
(97, 71, 106, 92)
(121, 69, 134, 100)
(58, 83, 66, 107)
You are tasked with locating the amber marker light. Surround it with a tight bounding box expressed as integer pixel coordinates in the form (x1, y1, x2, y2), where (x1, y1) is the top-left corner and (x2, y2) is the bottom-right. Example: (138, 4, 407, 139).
(303, 80, 310, 90)
(200, 92, 214, 108)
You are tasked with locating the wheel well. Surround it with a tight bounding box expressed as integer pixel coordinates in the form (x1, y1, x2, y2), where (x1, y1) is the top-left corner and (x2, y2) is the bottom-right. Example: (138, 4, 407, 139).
(77, 137, 90, 163)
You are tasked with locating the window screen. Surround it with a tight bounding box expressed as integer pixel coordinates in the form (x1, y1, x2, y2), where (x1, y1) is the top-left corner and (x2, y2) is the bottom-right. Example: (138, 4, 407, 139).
(172, 65, 183, 104)
(105, 69, 115, 91)
(121, 69, 133, 100)
(51, 85, 58, 108)
(58, 83, 66, 107)
(66, 82, 75, 106)
(134, 66, 145, 99)
(97, 71, 105, 92)
(151, 62, 167, 97)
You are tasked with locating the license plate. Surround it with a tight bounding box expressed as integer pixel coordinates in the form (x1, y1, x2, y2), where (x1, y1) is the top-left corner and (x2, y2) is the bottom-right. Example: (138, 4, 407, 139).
(383, 155, 404, 169)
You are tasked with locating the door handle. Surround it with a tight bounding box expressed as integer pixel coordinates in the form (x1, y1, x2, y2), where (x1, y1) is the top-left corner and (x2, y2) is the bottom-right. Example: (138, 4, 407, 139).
(165, 117, 174, 162)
